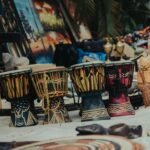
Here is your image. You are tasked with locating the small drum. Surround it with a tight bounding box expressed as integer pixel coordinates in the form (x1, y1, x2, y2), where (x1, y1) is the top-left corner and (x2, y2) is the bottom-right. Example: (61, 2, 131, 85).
(0, 69, 38, 127)
(31, 66, 71, 124)
(105, 61, 135, 117)
(69, 61, 110, 121)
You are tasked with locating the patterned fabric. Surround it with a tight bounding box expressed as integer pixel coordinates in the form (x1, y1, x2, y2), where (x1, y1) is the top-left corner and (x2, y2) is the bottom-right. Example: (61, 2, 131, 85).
(12, 136, 144, 149)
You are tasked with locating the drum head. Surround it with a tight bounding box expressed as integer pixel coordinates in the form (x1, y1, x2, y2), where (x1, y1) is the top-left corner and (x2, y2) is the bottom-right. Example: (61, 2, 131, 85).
(32, 66, 66, 73)
(70, 61, 104, 70)
(105, 60, 134, 66)
(0, 68, 31, 77)
(17, 64, 56, 72)
(13, 135, 143, 150)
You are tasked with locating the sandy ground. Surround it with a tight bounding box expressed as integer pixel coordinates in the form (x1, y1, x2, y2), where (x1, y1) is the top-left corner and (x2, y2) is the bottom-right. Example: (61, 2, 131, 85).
(0, 107, 150, 149)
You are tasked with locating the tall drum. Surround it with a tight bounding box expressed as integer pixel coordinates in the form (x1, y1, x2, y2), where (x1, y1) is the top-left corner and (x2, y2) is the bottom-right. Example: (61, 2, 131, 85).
(105, 61, 135, 117)
(0, 69, 38, 127)
(31, 66, 71, 124)
(69, 61, 110, 122)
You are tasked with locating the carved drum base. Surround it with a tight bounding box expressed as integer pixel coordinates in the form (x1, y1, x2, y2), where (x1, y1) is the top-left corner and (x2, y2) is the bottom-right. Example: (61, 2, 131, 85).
(108, 98, 135, 117)
(10, 99, 38, 127)
(43, 97, 71, 124)
(81, 93, 110, 122)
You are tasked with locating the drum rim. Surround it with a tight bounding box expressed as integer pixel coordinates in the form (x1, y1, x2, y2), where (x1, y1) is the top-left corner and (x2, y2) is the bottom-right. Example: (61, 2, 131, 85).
(69, 61, 104, 70)
(0, 68, 31, 77)
(17, 64, 56, 70)
(104, 60, 134, 66)
(32, 66, 67, 73)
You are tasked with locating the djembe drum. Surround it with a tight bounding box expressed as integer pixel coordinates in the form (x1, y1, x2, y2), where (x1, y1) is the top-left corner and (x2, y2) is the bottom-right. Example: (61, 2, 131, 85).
(31, 66, 71, 124)
(0, 69, 38, 127)
(105, 61, 135, 117)
(69, 61, 110, 122)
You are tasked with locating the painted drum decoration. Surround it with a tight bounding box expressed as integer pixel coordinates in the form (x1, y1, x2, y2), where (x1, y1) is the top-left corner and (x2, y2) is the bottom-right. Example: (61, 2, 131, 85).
(31, 66, 71, 124)
(0, 69, 38, 127)
(105, 60, 135, 117)
(69, 61, 110, 121)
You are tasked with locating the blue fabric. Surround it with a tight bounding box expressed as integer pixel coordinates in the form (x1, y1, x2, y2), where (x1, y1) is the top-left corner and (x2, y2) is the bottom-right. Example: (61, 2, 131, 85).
(77, 48, 106, 63)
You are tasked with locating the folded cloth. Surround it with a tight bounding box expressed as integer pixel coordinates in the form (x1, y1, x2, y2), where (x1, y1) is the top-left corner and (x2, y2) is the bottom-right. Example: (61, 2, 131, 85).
(2, 53, 29, 71)
(76, 123, 142, 139)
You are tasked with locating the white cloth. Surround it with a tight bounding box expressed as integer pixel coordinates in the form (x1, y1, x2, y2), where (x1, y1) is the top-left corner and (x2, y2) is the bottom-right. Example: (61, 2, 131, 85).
(2, 53, 29, 71)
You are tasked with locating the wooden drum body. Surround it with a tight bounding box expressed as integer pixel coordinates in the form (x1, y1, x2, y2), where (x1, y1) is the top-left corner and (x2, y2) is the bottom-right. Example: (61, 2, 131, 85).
(0, 69, 38, 127)
(31, 66, 71, 124)
(105, 61, 135, 117)
(69, 61, 110, 122)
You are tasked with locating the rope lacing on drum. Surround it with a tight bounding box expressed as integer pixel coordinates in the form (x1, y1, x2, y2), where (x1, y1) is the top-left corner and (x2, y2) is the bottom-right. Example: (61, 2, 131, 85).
(42, 73, 64, 124)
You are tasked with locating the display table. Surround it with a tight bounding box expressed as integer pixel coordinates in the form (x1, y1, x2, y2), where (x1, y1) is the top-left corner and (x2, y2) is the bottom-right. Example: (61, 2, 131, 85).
(0, 107, 150, 149)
